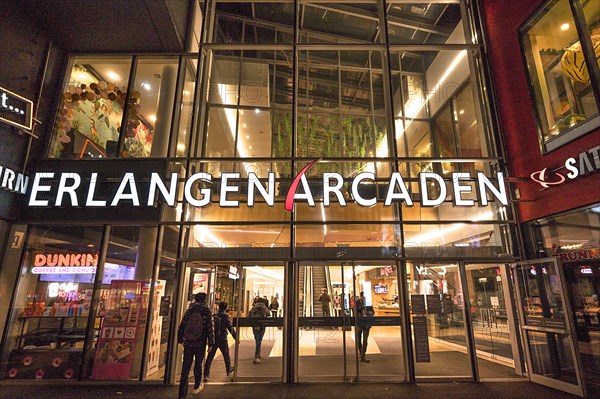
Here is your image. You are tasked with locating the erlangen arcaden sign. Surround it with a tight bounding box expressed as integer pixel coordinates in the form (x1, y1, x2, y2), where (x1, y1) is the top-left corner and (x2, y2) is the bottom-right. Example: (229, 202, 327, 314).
(27, 160, 508, 210)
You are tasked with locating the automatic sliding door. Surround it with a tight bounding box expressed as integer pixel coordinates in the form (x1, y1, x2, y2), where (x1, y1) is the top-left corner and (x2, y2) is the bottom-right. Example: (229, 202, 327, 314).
(297, 263, 354, 381)
(353, 263, 404, 381)
(232, 264, 284, 382)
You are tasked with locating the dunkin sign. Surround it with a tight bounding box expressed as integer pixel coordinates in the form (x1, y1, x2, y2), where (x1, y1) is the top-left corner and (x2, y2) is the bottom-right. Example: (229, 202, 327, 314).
(32, 253, 99, 274)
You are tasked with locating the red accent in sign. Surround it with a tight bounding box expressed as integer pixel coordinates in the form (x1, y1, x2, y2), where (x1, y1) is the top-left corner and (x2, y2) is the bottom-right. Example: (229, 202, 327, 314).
(284, 159, 320, 211)
(530, 167, 566, 189)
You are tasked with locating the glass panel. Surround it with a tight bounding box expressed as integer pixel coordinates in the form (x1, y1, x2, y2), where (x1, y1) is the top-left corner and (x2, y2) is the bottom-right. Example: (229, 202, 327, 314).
(173, 59, 197, 157)
(527, 331, 577, 384)
(300, 3, 380, 44)
(298, 263, 355, 381)
(407, 262, 472, 378)
(89, 226, 157, 380)
(387, 3, 463, 45)
(212, 2, 294, 44)
(123, 58, 179, 158)
(465, 264, 517, 378)
(144, 226, 179, 380)
(187, 225, 291, 248)
(1, 226, 104, 380)
(234, 264, 285, 381)
(521, 0, 599, 145)
(202, 50, 293, 158)
(354, 264, 403, 380)
(295, 224, 400, 248)
(50, 57, 131, 159)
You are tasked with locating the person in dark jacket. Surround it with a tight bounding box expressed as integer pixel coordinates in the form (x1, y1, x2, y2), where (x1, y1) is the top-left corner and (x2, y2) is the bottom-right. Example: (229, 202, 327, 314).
(177, 292, 214, 398)
(203, 301, 237, 381)
(249, 297, 271, 364)
(355, 291, 374, 363)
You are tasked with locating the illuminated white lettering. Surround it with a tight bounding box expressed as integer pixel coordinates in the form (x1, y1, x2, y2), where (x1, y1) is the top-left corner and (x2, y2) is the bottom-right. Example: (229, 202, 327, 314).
(29, 172, 54, 206)
(323, 173, 346, 206)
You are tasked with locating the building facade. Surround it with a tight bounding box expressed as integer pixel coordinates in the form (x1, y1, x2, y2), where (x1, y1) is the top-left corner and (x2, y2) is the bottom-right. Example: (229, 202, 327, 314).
(0, 0, 598, 397)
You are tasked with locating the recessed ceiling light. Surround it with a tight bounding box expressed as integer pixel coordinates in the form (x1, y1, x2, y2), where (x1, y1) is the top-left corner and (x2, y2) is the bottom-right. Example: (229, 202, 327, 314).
(459, 109, 464, 114)
(183, 90, 190, 96)
(149, 115, 157, 122)
(249, 145, 253, 149)
(246, 135, 250, 139)
(560, 23, 570, 31)
(107, 71, 119, 81)
(243, 123, 247, 128)
(255, 108, 260, 114)
(177, 143, 186, 151)
(142, 82, 151, 91)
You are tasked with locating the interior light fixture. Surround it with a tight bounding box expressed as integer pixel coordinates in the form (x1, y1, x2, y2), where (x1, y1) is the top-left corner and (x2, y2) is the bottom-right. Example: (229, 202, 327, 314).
(106, 71, 120, 81)
(177, 143, 186, 151)
(148, 115, 157, 122)
(255, 108, 261, 114)
(560, 23, 570, 31)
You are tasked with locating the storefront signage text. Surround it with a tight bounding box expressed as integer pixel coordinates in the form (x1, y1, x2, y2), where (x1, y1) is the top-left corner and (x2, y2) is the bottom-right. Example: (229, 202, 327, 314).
(0, 164, 28, 194)
(32, 253, 98, 274)
(530, 145, 600, 189)
(0, 86, 34, 130)
(27, 169, 508, 209)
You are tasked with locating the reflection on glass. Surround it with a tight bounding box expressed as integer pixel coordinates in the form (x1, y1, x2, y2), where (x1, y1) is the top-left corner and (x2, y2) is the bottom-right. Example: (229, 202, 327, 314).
(387, 3, 462, 45)
(50, 57, 131, 159)
(174, 60, 197, 157)
(521, 0, 599, 144)
(527, 331, 577, 384)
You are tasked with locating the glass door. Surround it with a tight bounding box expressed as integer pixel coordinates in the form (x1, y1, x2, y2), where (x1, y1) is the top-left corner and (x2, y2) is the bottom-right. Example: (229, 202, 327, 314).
(296, 262, 404, 382)
(513, 258, 585, 396)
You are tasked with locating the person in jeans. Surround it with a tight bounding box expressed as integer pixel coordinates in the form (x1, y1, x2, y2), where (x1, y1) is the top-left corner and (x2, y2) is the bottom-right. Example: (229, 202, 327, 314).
(249, 297, 270, 364)
(204, 301, 237, 381)
(355, 291, 374, 363)
(177, 293, 214, 398)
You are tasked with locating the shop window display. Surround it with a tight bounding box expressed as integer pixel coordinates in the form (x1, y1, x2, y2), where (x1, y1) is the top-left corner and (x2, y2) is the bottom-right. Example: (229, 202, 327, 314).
(0, 226, 104, 380)
(50, 58, 132, 159)
(520, 0, 600, 149)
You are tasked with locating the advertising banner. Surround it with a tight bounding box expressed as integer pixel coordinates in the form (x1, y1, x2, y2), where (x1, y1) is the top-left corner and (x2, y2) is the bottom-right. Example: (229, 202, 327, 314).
(91, 280, 145, 379)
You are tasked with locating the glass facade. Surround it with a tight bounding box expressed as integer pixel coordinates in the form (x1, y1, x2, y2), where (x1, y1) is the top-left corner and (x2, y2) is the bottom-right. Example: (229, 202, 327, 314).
(519, 0, 600, 152)
(2, 0, 524, 386)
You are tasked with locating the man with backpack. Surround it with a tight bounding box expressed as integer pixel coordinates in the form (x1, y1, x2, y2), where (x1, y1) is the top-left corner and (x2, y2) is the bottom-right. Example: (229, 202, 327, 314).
(203, 301, 237, 381)
(177, 293, 214, 398)
(248, 297, 271, 364)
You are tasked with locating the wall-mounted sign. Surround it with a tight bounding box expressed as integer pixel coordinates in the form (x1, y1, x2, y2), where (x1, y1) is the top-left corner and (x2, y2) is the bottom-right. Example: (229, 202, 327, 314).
(0, 86, 33, 130)
(26, 166, 509, 210)
(31, 253, 99, 274)
(530, 145, 600, 189)
(0, 164, 28, 195)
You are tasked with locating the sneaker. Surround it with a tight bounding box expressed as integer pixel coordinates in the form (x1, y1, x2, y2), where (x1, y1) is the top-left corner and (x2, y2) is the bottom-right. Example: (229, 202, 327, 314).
(203, 376, 210, 382)
(253, 357, 261, 364)
(192, 382, 204, 394)
(361, 357, 370, 363)
(227, 367, 234, 376)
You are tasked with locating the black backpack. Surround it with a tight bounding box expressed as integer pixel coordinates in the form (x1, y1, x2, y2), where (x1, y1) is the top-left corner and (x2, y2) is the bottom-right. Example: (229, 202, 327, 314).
(183, 308, 204, 343)
(213, 314, 223, 341)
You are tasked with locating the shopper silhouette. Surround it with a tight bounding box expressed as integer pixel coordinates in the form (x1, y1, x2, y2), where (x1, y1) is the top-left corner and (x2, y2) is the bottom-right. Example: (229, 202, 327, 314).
(204, 301, 237, 381)
(249, 297, 271, 364)
(177, 293, 214, 398)
(355, 291, 374, 363)
(319, 289, 332, 317)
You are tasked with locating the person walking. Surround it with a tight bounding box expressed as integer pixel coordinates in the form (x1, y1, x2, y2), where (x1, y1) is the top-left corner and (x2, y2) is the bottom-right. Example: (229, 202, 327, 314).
(355, 291, 374, 363)
(177, 292, 214, 398)
(248, 297, 271, 364)
(318, 289, 332, 317)
(269, 297, 279, 317)
(204, 301, 237, 381)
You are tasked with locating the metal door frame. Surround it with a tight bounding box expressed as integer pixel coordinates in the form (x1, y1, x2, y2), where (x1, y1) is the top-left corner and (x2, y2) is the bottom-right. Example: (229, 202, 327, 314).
(512, 257, 586, 397)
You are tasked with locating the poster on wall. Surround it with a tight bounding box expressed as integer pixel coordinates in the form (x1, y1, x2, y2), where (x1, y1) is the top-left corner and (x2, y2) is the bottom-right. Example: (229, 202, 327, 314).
(192, 273, 209, 295)
(91, 280, 145, 380)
